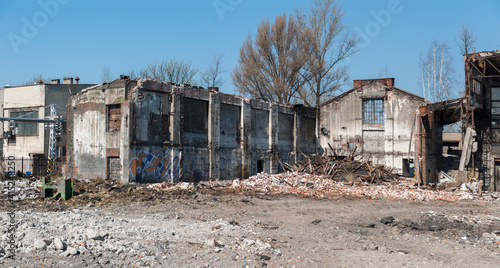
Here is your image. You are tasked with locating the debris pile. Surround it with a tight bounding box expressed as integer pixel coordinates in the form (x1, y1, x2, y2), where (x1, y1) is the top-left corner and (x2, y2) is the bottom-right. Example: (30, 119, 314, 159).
(231, 172, 477, 201)
(280, 153, 399, 183)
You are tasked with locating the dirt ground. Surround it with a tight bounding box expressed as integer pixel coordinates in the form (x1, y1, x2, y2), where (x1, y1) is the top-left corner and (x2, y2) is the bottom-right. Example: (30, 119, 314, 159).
(1, 177, 500, 267)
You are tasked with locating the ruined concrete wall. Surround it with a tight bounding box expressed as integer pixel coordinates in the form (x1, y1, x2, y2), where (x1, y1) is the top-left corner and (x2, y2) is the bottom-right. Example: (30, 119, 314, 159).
(319, 87, 363, 158)
(387, 89, 426, 174)
(67, 80, 129, 182)
(319, 81, 426, 174)
(69, 79, 318, 183)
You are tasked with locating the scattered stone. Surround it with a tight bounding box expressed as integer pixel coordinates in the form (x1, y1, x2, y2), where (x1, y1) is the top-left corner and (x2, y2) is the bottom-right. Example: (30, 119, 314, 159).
(311, 219, 322, 225)
(258, 254, 271, 261)
(429, 225, 443, 231)
(87, 229, 103, 241)
(132, 241, 141, 250)
(53, 238, 67, 251)
(66, 247, 79, 255)
(381, 216, 395, 225)
(34, 239, 47, 250)
(482, 233, 492, 239)
(205, 238, 215, 247)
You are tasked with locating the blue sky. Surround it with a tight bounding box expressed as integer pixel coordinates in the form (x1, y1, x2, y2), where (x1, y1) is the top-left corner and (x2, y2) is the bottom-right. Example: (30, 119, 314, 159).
(0, 0, 499, 99)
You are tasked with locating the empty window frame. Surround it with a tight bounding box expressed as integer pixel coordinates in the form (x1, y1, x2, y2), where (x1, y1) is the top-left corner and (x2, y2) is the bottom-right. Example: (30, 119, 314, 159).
(183, 98, 208, 133)
(302, 117, 316, 143)
(107, 104, 121, 131)
(363, 99, 384, 124)
(10, 110, 39, 136)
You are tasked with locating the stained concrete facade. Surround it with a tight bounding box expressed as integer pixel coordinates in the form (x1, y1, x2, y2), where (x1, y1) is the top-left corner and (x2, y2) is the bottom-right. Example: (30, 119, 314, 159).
(318, 78, 427, 174)
(0, 81, 94, 174)
(66, 78, 317, 183)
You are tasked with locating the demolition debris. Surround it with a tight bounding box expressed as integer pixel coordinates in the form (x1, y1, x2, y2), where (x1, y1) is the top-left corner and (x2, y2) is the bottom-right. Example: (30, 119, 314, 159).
(280, 151, 399, 184)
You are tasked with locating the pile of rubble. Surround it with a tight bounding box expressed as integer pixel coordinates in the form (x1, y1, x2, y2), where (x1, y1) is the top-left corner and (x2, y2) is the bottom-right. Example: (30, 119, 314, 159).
(282, 153, 399, 183)
(230, 172, 479, 201)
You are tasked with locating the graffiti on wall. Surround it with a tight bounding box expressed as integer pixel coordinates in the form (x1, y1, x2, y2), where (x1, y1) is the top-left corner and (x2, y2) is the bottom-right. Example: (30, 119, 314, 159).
(129, 151, 200, 183)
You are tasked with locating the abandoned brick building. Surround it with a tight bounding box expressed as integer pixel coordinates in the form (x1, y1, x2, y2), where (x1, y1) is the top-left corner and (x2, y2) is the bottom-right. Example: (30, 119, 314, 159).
(66, 76, 427, 183)
(65, 78, 317, 183)
(318, 78, 427, 175)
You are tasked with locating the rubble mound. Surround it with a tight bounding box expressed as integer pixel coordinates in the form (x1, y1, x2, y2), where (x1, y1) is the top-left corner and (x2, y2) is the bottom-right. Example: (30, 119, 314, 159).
(282, 154, 399, 183)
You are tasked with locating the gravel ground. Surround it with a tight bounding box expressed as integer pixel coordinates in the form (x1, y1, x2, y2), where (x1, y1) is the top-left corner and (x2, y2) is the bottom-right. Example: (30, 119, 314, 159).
(0, 176, 499, 267)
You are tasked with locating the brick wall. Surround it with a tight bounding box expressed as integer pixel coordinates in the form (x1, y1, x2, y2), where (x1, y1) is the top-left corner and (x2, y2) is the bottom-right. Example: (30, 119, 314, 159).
(353, 78, 395, 88)
(107, 104, 121, 131)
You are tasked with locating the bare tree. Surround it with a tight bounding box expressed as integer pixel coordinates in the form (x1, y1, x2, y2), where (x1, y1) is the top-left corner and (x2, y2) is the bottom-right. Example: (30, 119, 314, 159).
(232, 14, 313, 104)
(23, 74, 50, 85)
(296, 0, 358, 106)
(457, 24, 477, 55)
(419, 40, 455, 102)
(455, 24, 477, 95)
(140, 58, 198, 85)
(201, 54, 225, 88)
(100, 66, 113, 83)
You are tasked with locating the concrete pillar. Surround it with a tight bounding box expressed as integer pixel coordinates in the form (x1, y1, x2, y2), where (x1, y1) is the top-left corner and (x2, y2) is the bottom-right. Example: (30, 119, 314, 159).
(208, 92, 220, 180)
(384, 99, 393, 169)
(241, 99, 252, 179)
(269, 103, 279, 174)
(293, 111, 302, 162)
(120, 102, 131, 184)
(169, 92, 182, 182)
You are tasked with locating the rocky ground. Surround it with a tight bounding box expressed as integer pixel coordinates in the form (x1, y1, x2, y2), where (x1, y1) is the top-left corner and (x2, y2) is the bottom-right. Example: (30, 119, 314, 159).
(0, 175, 499, 267)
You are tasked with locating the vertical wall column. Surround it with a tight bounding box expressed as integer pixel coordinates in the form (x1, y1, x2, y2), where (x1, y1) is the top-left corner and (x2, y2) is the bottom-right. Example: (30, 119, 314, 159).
(269, 103, 279, 174)
(241, 99, 252, 179)
(208, 92, 220, 180)
(120, 102, 131, 184)
(169, 92, 182, 182)
(293, 111, 302, 162)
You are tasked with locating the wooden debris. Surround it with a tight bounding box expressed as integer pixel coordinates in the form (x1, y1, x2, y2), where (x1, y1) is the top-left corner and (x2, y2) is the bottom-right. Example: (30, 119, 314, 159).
(281, 152, 399, 184)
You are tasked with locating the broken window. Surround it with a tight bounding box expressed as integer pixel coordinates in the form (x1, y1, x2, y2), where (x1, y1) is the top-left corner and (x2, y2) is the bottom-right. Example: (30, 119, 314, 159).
(107, 104, 121, 131)
(10, 110, 38, 136)
(279, 113, 294, 142)
(302, 117, 316, 143)
(363, 99, 384, 124)
(183, 98, 208, 133)
(148, 113, 161, 141)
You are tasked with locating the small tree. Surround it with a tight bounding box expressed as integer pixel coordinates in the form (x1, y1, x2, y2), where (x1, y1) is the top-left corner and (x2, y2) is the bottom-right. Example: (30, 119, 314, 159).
(232, 14, 313, 103)
(23, 74, 50, 85)
(100, 66, 113, 83)
(140, 58, 198, 85)
(457, 24, 477, 55)
(419, 40, 455, 102)
(201, 54, 225, 88)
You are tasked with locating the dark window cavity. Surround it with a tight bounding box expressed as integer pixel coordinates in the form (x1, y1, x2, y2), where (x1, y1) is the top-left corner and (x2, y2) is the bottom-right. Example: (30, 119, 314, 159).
(183, 98, 208, 133)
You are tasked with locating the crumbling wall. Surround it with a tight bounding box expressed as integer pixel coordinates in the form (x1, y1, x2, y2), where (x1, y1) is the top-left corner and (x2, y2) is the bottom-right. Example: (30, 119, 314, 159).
(67, 80, 128, 182)
(69, 78, 318, 183)
(319, 80, 426, 174)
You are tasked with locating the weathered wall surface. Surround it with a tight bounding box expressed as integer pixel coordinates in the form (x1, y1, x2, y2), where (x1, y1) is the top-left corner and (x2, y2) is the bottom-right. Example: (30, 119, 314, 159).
(67, 81, 128, 182)
(319, 79, 426, 174)
(68, 78, 318, 183)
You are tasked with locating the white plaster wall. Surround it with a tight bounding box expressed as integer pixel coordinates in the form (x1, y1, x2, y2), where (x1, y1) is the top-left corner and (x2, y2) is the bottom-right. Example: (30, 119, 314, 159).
(73, 111, 106, 175)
